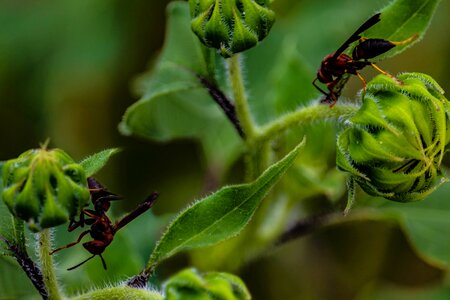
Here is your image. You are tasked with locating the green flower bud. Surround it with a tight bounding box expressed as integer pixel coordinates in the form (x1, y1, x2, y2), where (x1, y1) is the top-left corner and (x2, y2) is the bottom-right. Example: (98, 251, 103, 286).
(2, 147, 90, 231)
(164, 268, 251, 300)
(337, 73, 449, 202)
(189, 0, 275, 57)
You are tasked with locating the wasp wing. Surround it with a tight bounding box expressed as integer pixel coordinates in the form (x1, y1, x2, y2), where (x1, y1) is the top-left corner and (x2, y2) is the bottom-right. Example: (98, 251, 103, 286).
(332, 13, 381, 59)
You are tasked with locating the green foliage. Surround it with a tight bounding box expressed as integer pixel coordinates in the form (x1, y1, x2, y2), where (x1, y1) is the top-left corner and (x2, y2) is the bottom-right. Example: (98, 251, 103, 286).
(120, 0, 447, 286)
(164, 268, 251, 300)
(365, 0, 442, 59)
(343, 181, 450, 271)
(370, 182, 450, 268)
(120, 2, 240, 167)
(79, 148, 120, 177)
(0, 161, 25, 250)
(148, 141, 304, 267)
(1, 0, 449, 299)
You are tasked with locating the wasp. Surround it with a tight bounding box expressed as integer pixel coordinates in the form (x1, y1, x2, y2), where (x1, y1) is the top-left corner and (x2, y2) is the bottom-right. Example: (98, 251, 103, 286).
(50, 177, 158, 270)
(313, 13, 417, 105)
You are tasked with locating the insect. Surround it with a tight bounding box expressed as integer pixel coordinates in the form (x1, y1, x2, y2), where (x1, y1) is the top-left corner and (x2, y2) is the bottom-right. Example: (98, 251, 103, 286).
(313, 13, 417, 105)
(50, 177, 158, 270)
(66, 177, 122, 232)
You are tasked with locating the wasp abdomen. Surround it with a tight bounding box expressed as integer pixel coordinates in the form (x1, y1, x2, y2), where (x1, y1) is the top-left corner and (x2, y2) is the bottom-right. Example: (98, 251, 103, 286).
(352, 39, 396, 60)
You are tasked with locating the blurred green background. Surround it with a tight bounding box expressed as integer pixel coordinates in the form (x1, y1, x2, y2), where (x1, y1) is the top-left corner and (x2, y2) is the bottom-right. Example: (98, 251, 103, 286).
(0, 0, 449, 299)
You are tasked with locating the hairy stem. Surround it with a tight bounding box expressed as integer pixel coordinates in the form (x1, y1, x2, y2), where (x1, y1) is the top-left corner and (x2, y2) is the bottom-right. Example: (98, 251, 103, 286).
(37, 229, 63, 300)
(127, 270, 151, 288)
(72, 286, 163, 300)
(228, 54, 262, 181)
(12, 218, 27, 253)
(197, 74, 245, 138)
(228, 54, 257, 140)
(0, 234, 48, 299)
(257, 103, 359, 142)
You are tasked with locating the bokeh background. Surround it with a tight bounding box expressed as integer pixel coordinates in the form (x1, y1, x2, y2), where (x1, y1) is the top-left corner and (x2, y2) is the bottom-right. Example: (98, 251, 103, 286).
(0, 0, 449, 299)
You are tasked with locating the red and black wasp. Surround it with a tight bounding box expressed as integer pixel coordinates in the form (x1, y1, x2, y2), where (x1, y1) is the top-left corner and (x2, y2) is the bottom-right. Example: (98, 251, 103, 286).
(50, 177, 158, 270)
(313, 13, 417, 105)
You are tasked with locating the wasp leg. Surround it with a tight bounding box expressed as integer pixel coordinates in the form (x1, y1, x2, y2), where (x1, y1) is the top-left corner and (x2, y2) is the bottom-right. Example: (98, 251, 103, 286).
(324, 77, 345, 107)
(370, 63, 402, 84)
(99, 253, 107, 270)
(312, 78, 329, 96)
(355, 71, 368, 99)
(49, 230, 90, 255)
(355, 71, 367, 89)
(391, 34, 418, 45)
(67, 254, 96, 271)
(370, 63, 391, 76)
(313, 78, 337, 106)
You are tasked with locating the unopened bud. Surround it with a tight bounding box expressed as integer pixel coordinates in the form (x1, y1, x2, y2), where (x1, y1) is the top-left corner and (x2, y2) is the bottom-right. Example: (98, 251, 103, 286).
(165, 268, 251, 300)
(337, 73, 449, 202)
(189, 0, 275, 57)
(2, 148, 90, 231)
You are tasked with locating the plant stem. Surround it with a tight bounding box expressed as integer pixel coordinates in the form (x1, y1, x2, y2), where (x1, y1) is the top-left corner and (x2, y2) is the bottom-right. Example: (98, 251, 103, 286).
(127, 269, 152, 288)
(257, 103, 359, 142)
(275, 212, 333, 246)
(13, 218, 26, 253)
(228, 54, 264, 181)
(72, 287, 163, 300)
(228, 54, 257, 140)
(197, 74, 245, 138)
(38, 229, 63, 300)
(275, 209, 398, 247)
(0, 234, 48, 299)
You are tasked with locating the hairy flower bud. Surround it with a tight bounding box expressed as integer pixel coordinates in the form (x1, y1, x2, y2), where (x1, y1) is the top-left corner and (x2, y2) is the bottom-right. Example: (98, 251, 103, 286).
(165, 268, 251, 300)
(2, 147, 90, 231)
(189, 0, 275, 57)
(337, 73, 449, 202)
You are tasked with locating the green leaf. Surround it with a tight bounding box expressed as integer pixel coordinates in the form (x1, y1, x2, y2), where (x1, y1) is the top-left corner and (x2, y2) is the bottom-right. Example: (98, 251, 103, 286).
(265, 38, 318, 117)
(147, 140, 305, 268)
(378, 182, 450, 268)
(79, 148, 120, 177)
(119, 1, 240, 167)
(0, 161, 26, 253)
(356, 181, 450, 269)
(364, 0, 442, 59)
